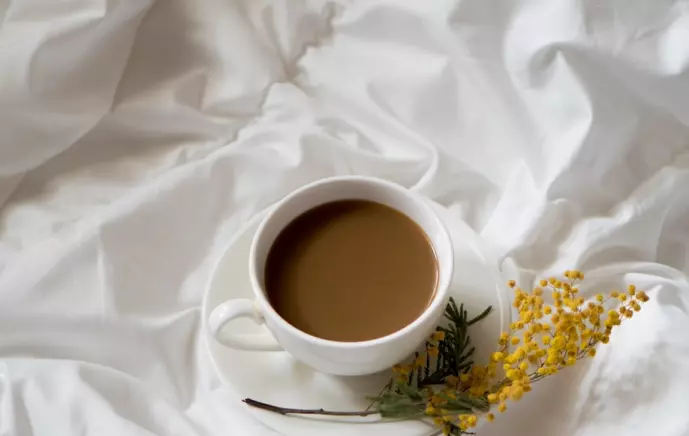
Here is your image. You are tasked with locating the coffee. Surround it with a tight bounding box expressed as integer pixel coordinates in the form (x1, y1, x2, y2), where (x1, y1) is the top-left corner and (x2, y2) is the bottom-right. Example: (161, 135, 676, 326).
(264, 200, 438, 342)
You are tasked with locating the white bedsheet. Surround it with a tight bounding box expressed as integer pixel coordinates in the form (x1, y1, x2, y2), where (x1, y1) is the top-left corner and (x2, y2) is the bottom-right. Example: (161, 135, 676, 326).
(2, 1, 689, 435)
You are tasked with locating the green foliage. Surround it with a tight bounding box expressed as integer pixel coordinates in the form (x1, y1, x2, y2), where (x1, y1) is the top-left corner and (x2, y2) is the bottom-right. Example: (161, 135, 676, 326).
(366, 298, 492, 433)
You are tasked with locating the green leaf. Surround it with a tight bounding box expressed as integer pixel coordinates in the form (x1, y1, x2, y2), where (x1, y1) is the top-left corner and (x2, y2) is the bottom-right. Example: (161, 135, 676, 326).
(369, 298, 492, 423)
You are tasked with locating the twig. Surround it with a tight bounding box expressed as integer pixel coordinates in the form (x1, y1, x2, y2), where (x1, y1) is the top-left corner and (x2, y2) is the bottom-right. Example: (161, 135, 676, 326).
(243, 398, 379, 417)
(366, 380, 391, 411)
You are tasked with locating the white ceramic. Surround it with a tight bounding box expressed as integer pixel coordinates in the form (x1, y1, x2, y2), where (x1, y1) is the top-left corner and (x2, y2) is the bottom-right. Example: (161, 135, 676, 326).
(202, 196, 510, 436)
(207, 176, 455, 376)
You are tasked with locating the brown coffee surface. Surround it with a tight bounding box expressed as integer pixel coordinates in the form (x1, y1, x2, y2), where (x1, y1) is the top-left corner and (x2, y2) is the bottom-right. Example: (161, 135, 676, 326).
(265, 200, 438, 342)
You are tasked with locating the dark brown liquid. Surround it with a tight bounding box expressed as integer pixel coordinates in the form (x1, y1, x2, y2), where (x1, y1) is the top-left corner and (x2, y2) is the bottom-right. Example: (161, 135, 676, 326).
(264, 200, 438, 342)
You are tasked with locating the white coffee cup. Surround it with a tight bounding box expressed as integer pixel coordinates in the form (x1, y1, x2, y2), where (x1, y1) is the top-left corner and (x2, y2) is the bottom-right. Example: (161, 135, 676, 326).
(207, 176, 454, 376)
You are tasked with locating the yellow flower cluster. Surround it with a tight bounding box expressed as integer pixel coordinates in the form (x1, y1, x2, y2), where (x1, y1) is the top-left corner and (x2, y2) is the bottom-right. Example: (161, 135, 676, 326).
(392, 330, 446, 382)
(393, 327, 488, 434)
(420, 270, 650, 434)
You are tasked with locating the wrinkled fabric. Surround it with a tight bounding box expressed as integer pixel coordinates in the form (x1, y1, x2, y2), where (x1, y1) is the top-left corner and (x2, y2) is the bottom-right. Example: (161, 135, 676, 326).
(1, 1, 689, 435)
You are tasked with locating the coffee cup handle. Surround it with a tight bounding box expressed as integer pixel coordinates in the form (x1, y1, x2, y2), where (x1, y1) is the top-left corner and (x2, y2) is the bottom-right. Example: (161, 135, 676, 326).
(208, 299, 282, 351)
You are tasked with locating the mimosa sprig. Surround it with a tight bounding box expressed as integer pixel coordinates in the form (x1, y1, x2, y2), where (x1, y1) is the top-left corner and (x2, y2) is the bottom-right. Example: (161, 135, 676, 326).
(243, 270, 650, 435)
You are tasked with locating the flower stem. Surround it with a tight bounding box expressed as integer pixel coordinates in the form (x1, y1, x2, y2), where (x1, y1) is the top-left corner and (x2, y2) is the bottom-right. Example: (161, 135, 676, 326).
(242, 398, 379, 417)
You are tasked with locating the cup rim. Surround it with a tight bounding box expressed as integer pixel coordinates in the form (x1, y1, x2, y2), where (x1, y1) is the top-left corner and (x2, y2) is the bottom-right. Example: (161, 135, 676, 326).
(248, 175, 454, 349)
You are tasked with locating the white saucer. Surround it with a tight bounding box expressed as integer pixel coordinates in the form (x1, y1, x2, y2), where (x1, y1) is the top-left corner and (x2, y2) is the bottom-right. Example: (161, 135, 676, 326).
(202, 204, 511, 436)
